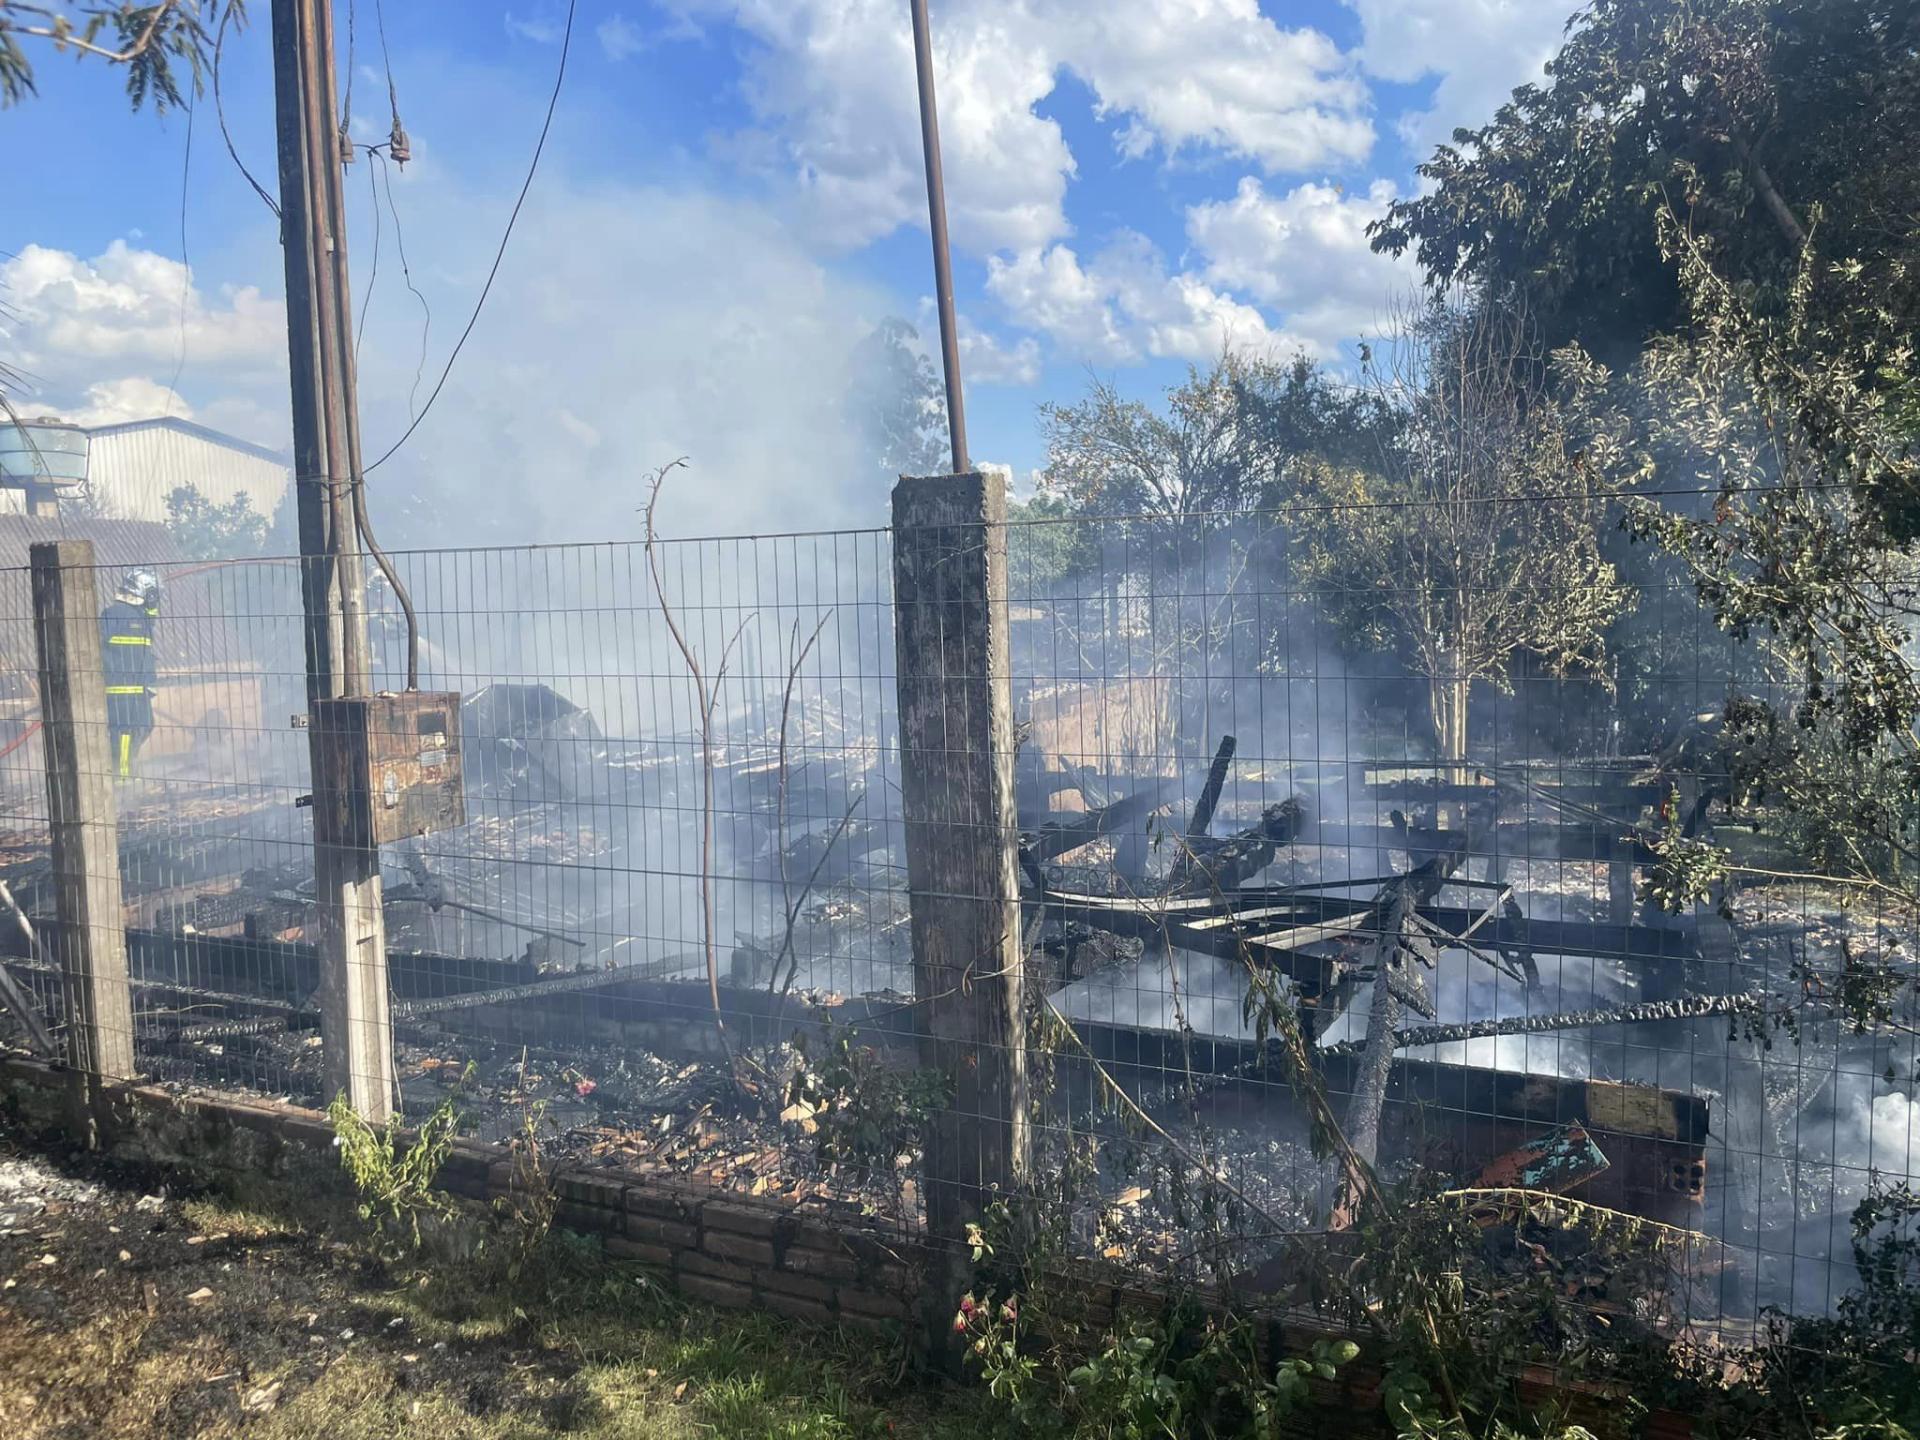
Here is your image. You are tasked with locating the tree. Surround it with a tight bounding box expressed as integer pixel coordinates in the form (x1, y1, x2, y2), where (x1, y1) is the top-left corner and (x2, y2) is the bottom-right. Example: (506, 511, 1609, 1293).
(1290, 301, 1632, 780)
(1369, 0, 1920, 362)
(163, 483, 269, 559)
(851, 317, 946, 481)
(1602, 218, 1920, 895)
(1025, 354, 1411, 774)
(1027, 355, 1281, 770)
(0, 1, 242, 110)
(1232, 352, 1404, 488)
(1036, 351, 1275, 531)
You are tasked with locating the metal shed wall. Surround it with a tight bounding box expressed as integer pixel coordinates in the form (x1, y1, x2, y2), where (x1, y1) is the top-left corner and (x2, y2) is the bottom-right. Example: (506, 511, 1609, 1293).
(79, 419, 288, 524)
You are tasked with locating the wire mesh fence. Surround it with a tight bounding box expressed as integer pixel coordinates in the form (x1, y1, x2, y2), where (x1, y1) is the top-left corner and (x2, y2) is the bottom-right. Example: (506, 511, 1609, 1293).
(0, 491, 1914, 1361)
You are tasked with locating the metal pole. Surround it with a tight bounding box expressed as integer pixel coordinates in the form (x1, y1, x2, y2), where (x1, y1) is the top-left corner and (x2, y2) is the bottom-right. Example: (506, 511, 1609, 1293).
(908, 0, 970, 475)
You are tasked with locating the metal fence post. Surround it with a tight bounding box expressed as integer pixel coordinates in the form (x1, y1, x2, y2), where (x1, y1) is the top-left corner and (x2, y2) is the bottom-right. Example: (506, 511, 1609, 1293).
(890, 472, 1029, 1260)
(30, 540, 136, 1115)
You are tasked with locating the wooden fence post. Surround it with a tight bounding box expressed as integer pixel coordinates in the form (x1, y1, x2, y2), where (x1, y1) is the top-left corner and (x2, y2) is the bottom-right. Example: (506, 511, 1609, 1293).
(891, 471, 1029, 1261)
(30, 541, 136, 1119)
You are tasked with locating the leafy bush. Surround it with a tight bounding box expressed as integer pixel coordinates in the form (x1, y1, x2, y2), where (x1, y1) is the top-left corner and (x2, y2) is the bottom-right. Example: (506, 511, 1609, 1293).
(327, 1087, 463, 1255)
(787, 1025, 948, 1183)
(955, 1283, 1352, 1440)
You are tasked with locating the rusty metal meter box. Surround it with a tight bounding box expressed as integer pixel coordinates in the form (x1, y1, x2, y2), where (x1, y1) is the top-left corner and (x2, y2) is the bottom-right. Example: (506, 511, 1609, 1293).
(310, 692, 465, 847)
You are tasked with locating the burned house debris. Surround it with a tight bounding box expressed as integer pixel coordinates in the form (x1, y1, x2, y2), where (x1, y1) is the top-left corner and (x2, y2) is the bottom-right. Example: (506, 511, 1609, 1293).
(0, 505, 1898, 1347)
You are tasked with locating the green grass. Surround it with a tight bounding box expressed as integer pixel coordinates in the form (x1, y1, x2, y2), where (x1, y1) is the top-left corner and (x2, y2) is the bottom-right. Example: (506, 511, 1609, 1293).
(1, 1177, 992, 1440)
(232, 1206, 986, 1440)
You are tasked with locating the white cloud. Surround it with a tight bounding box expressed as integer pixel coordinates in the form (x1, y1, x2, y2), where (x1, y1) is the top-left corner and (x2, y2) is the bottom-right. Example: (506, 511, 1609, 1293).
(2, 242, 282, 373)
(958, 325, 1041, 387)
(599, 10, 702, 59)
(910, 301, 1043, 387)
(504, 10, 564, 45)
(986, 245, 1130, 360)
(597, 15, 648, 60)
(53, 377, 193, 427)
(987, 232, 1289, 366)
(1185, 177, 1409, 355)
(1344, 0, 1569, 155)
(675, 0, 1373, 255)
(0, 241, 287, 443)
(677, 0, 1070, 253)
(1065, 2, 1371, 173)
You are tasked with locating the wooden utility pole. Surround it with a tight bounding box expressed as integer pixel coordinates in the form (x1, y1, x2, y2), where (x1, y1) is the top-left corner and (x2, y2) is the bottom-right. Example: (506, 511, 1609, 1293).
(891, 470, 1029, 1243)
(270, 0, 395, 1120)
(31, 541, 137, 1119)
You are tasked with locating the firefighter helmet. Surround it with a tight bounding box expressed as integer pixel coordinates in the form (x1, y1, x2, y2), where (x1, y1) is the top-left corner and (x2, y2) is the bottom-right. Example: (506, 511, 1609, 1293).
(116, 568, 161, 606)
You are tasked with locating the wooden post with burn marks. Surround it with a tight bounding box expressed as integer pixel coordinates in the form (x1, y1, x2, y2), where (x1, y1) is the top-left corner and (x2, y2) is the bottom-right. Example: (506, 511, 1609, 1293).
(890, 471, 1029, 1259)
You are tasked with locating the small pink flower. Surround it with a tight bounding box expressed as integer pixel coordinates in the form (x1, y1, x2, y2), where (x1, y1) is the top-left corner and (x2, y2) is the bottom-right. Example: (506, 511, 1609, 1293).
(959, 1295, 976, 1316)
(573, 1078, 597, 1097)
(1000, 1300, 1018, 1323)
(952, 1313, 969, 1334)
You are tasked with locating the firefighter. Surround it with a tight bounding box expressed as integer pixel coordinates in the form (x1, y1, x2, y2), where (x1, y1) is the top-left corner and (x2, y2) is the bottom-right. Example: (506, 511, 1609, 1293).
(101, 568, 161, 779)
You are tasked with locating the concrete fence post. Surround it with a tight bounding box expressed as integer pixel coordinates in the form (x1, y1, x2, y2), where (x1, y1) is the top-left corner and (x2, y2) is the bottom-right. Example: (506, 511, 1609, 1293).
(890, 471, 1029, 1266)
(30, 540, 136, 1125)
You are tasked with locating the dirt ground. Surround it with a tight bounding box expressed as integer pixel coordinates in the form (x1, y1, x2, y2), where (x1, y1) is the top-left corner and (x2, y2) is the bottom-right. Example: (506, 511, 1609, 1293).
(0, 1137, 987, 1440)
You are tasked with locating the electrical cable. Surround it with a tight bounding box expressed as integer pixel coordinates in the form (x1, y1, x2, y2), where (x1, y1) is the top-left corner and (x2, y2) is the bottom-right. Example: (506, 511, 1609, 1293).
(341, 0, 356, 139)
(164, 87, 194, 422)
(375, 148, 431, 418)
(363, 0, 575, 474)
(332, 0, 425, 683)
(356, 150, 381, 360)
(373, 0, 407, 161)
(213, 6, 279, 219)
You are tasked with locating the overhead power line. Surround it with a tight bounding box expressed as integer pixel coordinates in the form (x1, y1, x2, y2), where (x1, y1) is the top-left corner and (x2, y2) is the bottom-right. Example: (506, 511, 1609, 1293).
(214, 6, 279, 219)
(364, 0, 575, 474)
(374, 149, 432, 419)
(164, 87, 195, 421)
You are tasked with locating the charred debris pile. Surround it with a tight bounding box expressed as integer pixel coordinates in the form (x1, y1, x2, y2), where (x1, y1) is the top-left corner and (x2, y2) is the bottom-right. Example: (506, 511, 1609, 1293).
(0, 675, 1774, 1296)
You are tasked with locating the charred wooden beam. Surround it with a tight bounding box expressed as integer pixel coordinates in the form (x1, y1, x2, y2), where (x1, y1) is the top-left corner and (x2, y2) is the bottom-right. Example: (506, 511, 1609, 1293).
(1339, 821, 1478, 1168)
(1185, 734, 1236, 837)
(10, 923, 543, 1004)
(1043, 888, 1340, 995)
(1346, 881, 1416, 1167)
(1043, 884, 1699, 969)
(1366, 780, 1666, 809)
(1023, 778, 1180, 863)
(1303, 823, 1652, 864)
(0, 878, 57, 1056)
(1166, 797, 1305, 893)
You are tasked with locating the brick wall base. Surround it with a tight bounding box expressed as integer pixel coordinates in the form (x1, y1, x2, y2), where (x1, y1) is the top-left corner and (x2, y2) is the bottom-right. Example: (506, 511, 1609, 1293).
(0, 1055, 1697, 1438)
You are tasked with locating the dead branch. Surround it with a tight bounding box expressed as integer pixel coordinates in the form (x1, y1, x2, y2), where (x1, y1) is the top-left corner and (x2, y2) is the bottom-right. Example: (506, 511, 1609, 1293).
(641, 460, 753, 1076)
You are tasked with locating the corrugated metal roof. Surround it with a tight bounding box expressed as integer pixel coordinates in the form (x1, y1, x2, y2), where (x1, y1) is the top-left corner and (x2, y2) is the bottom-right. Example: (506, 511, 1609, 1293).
(85, 416, 287, 466)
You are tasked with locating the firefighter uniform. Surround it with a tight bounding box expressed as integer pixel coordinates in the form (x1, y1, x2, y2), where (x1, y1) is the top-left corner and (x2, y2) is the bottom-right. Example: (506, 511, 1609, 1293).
(100, 596, 158, 779)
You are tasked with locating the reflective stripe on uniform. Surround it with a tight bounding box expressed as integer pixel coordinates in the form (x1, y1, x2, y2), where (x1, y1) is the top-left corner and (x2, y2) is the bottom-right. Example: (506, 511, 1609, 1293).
(118, 732, 132, 778)
(105, 685, 147, 695)
(107, 634, 152, 645)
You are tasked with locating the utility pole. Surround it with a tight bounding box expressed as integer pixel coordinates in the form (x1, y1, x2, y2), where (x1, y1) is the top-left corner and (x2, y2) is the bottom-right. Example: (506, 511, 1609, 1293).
(270, 0, 396, 1120)
(908, 0, 969, 474)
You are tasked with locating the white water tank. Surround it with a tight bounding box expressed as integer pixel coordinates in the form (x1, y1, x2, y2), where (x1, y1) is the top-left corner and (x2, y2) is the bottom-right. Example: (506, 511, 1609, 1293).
(0, 417, 90, 486)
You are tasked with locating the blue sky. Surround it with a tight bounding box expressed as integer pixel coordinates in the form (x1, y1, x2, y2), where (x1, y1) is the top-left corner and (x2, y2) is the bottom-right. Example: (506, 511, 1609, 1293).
(1, 1, 1573, 540)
